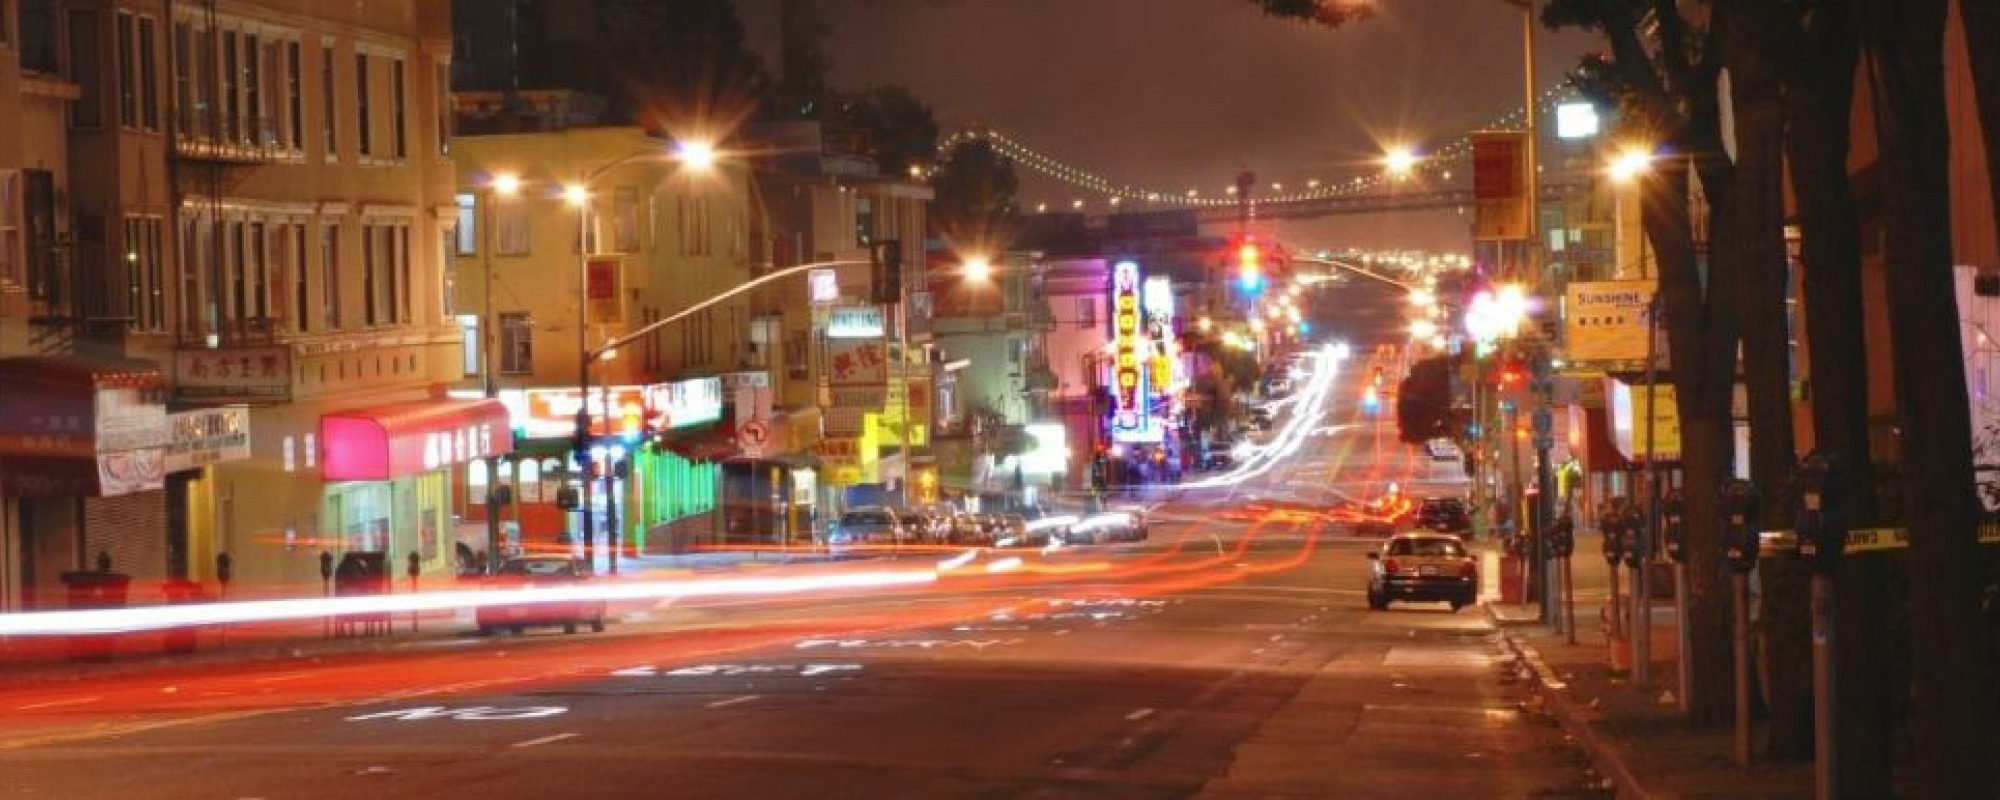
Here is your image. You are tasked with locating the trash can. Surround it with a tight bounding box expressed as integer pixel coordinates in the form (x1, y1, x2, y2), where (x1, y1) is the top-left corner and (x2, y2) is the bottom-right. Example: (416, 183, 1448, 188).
(160, 579, 208, 653)
(59, 571, 132, 661)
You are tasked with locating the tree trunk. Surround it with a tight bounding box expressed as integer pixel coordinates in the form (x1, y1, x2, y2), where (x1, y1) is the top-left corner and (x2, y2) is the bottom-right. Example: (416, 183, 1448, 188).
(1644, 150, 1742, 727)
(1855, 0, 1992, 796)
(1716, 0, 1811, 759)
(1782, 1, 1895, 792)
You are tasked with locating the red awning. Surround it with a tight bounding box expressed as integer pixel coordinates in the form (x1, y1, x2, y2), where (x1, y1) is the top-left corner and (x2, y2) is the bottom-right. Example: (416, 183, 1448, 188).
(1583, 407, 1636, 472)
(322, 398, 514, 481)
(0, 356, 167, 497)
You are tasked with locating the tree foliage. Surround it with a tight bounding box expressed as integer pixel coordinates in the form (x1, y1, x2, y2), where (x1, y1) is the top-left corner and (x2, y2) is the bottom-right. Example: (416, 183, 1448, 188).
(1242, 0, 1373, 27)
(931, 138, 1021, 245)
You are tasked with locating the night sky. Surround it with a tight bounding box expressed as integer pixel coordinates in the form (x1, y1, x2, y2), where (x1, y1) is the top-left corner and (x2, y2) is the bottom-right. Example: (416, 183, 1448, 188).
(741, 0, 1604, 254)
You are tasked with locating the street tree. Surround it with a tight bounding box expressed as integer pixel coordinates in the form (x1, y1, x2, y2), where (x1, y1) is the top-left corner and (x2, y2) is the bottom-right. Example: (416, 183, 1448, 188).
(1851, 1, 1992, 795)
(1395, 355, 1460, 445)
(931, 137, 1022, 247)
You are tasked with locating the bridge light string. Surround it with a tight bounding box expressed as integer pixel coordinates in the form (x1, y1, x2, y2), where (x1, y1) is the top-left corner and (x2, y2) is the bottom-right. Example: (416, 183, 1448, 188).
(941, 85, 1580, 211)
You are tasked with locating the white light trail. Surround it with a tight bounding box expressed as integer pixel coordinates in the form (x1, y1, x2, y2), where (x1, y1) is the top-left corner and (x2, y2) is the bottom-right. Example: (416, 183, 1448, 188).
(0, 570, 939, 636)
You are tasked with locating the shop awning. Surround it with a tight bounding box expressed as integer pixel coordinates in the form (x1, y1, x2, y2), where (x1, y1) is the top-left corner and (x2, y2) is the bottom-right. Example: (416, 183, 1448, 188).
(0, 356, 168, 497)
(322, 397, 513, 481)
(655, 425, 738, 464)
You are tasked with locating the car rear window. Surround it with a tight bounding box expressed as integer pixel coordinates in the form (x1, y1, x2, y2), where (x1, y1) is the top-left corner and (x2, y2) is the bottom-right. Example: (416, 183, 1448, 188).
(1389, 538, 1466, 558)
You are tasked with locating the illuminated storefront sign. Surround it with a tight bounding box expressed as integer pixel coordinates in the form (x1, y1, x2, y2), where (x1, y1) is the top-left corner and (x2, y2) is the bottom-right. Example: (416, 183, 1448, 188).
(503, 377, 723, 439)
(827, 305, 886, 338)
(1109, 260, 1160, 443)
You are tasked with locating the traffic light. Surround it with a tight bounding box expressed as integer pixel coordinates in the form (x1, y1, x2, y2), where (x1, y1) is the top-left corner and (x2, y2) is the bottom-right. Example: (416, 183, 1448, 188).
(1237, 239, 1263, 293)
(870, 238, 903, 305)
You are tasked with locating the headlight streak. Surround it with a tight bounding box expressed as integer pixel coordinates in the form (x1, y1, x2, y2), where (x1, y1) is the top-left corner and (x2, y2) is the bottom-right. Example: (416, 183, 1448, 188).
(0, 570, 940, 636)
(1183, 345, 1341, 490)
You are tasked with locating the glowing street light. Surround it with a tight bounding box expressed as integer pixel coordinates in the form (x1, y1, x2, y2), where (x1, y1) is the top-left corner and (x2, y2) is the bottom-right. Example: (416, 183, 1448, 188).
(491, 173, 521, 197)
(563, 183, 589, 206)
(1410, 318, 1439, 340)
(1608, 147, 1654, 184)
(676, 139, 717, 171)
(1384, 146, 1419, 177)
(962, 255, 993, 283)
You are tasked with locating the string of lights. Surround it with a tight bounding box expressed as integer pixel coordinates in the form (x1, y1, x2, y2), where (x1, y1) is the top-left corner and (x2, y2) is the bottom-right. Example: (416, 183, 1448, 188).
(936, 84, 1582, 211)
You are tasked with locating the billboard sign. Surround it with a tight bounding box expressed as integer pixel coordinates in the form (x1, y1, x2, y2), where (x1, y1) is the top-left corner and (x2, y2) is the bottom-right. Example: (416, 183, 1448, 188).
(1472, 131, 1530, 241)
(1564, 280, 1656, 364)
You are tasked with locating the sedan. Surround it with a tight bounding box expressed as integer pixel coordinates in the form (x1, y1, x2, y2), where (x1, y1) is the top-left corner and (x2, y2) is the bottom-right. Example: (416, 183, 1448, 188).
(1366, 532, 1478, 612)
(477, 556, 608, 635)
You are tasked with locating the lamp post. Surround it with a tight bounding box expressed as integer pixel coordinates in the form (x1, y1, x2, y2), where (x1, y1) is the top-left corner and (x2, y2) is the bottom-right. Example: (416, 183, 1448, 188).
(481, 173, 519, 573)
(563, 139, 715, 576)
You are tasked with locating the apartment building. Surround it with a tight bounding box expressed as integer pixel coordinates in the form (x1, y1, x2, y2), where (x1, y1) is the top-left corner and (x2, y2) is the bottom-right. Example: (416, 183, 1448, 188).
(0, 0, 476, 608)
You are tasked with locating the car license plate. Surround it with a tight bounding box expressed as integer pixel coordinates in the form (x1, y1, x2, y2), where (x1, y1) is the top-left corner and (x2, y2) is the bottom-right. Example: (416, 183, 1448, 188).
(1420, 565, 1439, 576)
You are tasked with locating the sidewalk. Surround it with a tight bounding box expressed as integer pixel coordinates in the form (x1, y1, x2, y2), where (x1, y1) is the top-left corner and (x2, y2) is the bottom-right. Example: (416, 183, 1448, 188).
(1487, 533, 1816, 799)
(0, 548, 855, 683)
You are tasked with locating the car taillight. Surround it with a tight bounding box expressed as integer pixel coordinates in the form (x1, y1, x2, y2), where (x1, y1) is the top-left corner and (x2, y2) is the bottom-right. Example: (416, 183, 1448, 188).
(1384, 558, 1401, 575)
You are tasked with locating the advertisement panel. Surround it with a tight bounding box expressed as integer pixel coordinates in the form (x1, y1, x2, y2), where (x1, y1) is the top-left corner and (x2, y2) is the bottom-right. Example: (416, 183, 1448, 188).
(163, 406, 252, 473)
(1472, 131, 1530, 241)
(1564, 280, 1656, 364)
(1610, 379, 1681, 461)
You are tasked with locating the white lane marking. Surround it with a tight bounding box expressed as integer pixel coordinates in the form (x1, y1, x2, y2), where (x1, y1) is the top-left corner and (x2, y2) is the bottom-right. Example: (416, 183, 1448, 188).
(706, 694, 761, 709)
(1126, 708, 1155, 721)
(510, 732, 579, 749)
(15, 696, 100, 711)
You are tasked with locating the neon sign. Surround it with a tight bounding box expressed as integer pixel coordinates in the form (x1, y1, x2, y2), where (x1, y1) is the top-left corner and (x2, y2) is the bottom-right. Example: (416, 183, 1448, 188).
(1109, 260, 1160, 443)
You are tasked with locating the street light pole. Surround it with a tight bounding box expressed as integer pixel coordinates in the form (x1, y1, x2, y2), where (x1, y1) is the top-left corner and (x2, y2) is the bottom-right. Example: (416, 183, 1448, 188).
(481, 175, 518, 574)
(574, 189, 596, 574)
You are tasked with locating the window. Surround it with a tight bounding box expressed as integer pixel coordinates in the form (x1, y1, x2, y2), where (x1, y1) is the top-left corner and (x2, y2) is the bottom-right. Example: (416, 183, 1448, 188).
(292, 225, 308, 332)
(220, 30, 237, 142)
(435, 61, 451, 156)
(247, 221, 268, 322)
(458, 315, 479, 376)
(397, 225, 412, 323)
(677, 196, 711, 256)
(1077, 297, 1096, 329)
(244, 34, 261, 145)
(498, 312, 532, 374)
(354, 53, 371, 156)
(226, 220, 245, 325)
(117, 12, 136, 126)
(285, 41, 302, 150)
(172, 22, 192, 137)
(389, 58, 406, 158)
(361, 224, 378, 326)
(68, 10, 102, 129)
(320, 222, 341, 330)
(137, 17, 158, 131)
(178, 215, 203, 335)
(122, 216, 164, 332)
(454, 193, 475, 255)
(854, 197, 873, 247)
(495, 197, 528, 255)
(0, 172, 18, 289)
(612, 188, 640, 253)
(321, 43, 336, 157)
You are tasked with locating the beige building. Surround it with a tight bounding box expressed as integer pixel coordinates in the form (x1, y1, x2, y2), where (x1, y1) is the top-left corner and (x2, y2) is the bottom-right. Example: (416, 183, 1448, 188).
(449, 125, 760, 555)
(1, 0, 473, 609)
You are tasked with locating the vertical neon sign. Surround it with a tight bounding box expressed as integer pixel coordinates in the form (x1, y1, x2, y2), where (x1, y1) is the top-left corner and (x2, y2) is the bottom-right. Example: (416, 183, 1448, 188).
(1110, 260, 1158, 443)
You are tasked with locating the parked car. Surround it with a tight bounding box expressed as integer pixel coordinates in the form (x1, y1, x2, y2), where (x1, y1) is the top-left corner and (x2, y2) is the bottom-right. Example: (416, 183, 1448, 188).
(477, 556, 608, 635)
(1366, 533, 1478, 612)
(1413, 496, 1473, 536)
(829, 507, 908, 549)
(1423, 438, 1463, 462)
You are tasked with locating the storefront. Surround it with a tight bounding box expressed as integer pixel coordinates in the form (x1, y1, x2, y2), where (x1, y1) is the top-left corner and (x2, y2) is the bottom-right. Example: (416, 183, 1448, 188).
(320, 397, 512, 577)
(0, 357, 171, 610)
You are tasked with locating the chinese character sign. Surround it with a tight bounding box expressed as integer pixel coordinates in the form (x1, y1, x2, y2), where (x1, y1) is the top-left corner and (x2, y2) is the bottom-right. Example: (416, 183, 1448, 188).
(827, 338, 889, 387)
(1109, 260, 1160, 443)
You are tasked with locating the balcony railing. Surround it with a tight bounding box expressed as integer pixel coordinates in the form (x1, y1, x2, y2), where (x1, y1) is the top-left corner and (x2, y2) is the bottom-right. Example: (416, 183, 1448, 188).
(174, 107, 296, 163)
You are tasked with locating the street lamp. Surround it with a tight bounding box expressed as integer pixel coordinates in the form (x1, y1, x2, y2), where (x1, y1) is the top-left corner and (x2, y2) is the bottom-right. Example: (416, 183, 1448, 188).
(1608, 147, 1654, 184)
(567, 138, 715, 575)
(962, 255, 994, 283)
(1383, 146, 1419, 179)
(479, 172, 520, 573)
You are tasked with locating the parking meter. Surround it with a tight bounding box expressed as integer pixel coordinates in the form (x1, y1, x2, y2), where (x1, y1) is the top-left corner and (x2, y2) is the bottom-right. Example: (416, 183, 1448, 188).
(1547, 513, 1575, 559)
(215, 552, 234, 587)
(1794, 451, 1846, 574)
(1720, 479, 1760, 573)
(1601, 507, 1627, 566)
(406, 551, 421, 582)
(1661, 490, 1687, 563)
(1620, 505, 1647, 569)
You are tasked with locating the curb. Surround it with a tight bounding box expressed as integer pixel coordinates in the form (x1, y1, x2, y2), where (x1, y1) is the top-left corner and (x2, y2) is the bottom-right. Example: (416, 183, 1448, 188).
(1486, 604, 1672, 800)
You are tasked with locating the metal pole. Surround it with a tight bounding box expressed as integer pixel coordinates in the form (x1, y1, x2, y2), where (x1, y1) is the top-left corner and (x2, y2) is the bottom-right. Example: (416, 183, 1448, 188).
(1733, 571, 1753, 765)
(1562, 554, 1577, 644)
(603, 456, 619, 576)
(897, 275, 911, 508)
(1676, 561, 1692, 715)
(1636, 297, 1659, 687)
(1813, 573, 1837, 800)
(576, 194, 595, 574)
(482, 189, 502, 573)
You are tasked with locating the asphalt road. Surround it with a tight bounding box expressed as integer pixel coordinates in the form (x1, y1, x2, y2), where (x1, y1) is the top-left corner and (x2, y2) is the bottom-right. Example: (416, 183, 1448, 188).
(0, 299, 1608, 798)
